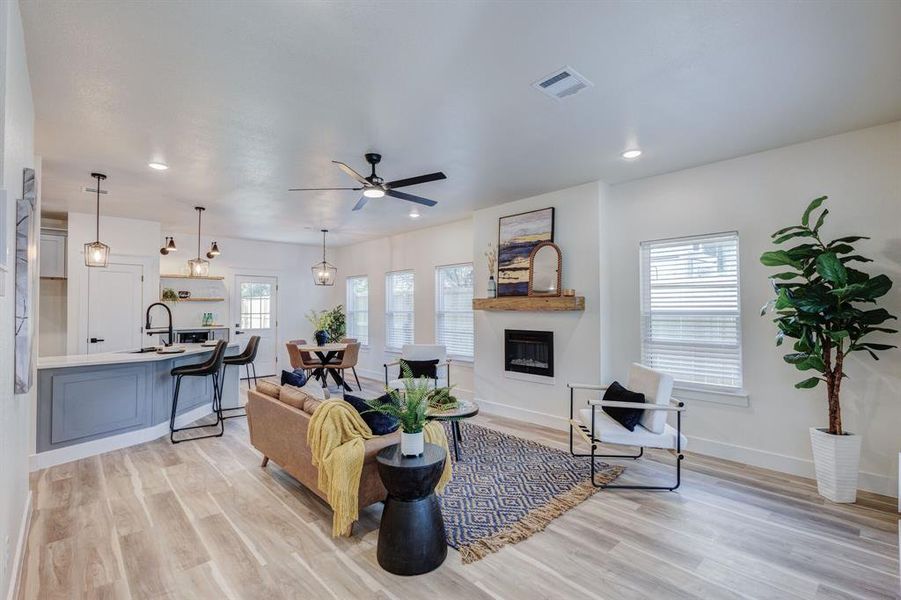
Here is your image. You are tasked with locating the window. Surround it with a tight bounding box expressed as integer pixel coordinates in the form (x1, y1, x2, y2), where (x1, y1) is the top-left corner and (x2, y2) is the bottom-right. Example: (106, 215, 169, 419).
(240, 281, 273, 329)
(640, 232, 742, 391)
(385, 270, 414, 350)
(346, 276, 369, 345)
(436, 264, 474, 358)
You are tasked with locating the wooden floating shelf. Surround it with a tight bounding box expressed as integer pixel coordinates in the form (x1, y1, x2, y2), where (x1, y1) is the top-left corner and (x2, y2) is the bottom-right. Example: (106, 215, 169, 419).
(160, 274, 225, 280)
(162, 297, 226, 302)
(472, 296, 585, 312)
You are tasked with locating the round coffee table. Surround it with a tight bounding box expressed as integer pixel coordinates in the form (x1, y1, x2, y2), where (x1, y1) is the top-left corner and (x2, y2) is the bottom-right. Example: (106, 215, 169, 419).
(376, 443, 448, 576)
(428, 400, 479, 461)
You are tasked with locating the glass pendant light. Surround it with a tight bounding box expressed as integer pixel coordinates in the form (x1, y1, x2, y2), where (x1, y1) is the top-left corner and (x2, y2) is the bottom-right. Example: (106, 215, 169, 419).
(187, 206, 210, 277)
(84, 172, 110, 267)
(311, 229, 337, 286)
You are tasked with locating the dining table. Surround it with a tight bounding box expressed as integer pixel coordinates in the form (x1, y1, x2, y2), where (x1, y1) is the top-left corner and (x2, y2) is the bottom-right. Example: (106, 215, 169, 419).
(297, 342, 351, 391)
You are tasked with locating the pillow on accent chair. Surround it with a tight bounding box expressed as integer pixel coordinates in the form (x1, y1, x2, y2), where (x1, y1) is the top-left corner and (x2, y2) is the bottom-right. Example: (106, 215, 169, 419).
(399, 359, 439, 379)
(601, 381, 646, 432)
(344, 393, 400, 435)
(281, 369, 308, 388)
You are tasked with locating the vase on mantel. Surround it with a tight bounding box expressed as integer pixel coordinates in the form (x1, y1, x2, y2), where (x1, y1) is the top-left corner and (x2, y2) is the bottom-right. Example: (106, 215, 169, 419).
(487, 275, 497, 298)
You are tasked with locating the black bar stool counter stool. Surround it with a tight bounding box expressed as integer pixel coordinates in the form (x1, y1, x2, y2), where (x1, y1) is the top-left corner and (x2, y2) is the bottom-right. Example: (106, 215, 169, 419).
(169, 340, 228, 443)
(219, 335, 260, 420)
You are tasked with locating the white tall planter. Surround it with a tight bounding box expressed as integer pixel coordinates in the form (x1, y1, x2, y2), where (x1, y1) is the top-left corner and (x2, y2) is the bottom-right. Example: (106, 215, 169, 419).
(401, 431, 424, 457)
(809, 427, 861, 503)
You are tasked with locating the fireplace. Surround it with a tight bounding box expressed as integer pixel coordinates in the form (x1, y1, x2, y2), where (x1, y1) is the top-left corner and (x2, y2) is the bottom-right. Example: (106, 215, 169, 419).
(504, 330, 554, 378)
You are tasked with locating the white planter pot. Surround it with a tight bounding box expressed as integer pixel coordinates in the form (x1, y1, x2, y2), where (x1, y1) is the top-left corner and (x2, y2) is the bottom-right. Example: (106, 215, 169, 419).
(401, 431, 424, 457)
(809, 427, 862, 503)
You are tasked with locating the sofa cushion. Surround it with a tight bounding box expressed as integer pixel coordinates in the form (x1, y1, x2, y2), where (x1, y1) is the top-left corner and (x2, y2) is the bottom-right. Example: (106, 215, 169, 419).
(255, 380, 281, 399)
(344, 393, 400, 435)
(601, 381, 645, 431)
(303, 397, 322, 415)
(280, 385, 310, 410)
(280, 369, 308, 388)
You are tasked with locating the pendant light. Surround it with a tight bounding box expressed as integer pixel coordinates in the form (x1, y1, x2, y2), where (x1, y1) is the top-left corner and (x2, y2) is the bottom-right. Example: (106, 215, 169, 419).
(84, 172, 110, 267)
(311, 229, 336, 286)
(187, 206, 211, 277)
(160, 236, 177, 255)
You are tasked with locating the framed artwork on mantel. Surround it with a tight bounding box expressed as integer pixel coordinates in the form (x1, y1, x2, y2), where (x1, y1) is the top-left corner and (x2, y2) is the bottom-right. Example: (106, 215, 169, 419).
(497, 207, 554, 297)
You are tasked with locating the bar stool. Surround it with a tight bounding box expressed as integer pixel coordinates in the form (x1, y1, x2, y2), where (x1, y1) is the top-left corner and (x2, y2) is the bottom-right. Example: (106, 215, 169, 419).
(169, 340, 228, 444)
(219, 335, 260, 420)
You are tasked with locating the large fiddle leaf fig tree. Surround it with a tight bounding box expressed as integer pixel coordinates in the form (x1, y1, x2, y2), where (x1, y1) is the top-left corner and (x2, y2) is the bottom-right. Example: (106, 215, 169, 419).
(760, 196, 897, 435)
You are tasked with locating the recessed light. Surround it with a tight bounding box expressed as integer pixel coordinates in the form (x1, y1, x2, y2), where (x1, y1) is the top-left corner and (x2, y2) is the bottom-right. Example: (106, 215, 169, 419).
(148, 162, 169, 171)
(408, 209, 420, 219)
(621, 149, 642, 160)
(363, 188, 385, 198)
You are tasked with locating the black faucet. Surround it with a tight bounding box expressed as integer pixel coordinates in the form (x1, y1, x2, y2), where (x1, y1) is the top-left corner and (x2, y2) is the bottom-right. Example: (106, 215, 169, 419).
(145, 302, 174, 347)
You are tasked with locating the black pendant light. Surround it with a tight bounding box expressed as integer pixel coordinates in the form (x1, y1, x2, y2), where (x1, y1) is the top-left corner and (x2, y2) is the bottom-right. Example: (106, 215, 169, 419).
(311, 229, 336, 286)
(84, 172, 110, 267)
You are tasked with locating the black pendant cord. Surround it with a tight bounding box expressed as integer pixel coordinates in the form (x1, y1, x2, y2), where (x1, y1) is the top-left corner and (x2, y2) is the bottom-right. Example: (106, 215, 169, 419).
(321, 229, 327, 263)
(94, 174, 102, 242)
(196, 207, 204, 261)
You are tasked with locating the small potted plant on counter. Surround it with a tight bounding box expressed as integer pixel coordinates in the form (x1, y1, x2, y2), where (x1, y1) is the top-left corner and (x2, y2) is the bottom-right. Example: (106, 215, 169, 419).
(760, 195, 896, 503)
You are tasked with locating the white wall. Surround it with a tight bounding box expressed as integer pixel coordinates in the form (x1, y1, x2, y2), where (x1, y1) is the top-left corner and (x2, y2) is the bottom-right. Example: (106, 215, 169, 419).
(603, 122, 901, 496)
(160, 233, 332, 372)
(331, 219, 474, 396)
(0, 1, 34, 596)
(65, 213, 161, 355)
(472, 182, 603, 426)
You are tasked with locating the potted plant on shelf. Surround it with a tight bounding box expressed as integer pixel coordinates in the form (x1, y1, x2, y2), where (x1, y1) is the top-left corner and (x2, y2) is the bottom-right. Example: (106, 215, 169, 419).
(365, 365, 457, 456)
(760, 196, 896, 503)
(161, 288, 179, 303)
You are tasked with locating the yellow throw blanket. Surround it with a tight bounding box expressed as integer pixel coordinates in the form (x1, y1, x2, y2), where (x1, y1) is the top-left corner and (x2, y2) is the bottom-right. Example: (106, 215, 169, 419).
(308, 399, 452, 537)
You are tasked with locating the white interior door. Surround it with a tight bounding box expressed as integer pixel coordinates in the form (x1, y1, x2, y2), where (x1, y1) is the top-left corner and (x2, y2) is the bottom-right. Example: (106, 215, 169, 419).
(234, 275, 278, 377)
(87, 262, 144, 353)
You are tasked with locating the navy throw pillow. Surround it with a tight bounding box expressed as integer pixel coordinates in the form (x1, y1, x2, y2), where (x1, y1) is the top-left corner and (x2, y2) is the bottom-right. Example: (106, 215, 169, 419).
(601, 381, 646, 431)
(399, 359, 439, 379)
(280, 369, 308, 388)
(344, 393, 400, 435)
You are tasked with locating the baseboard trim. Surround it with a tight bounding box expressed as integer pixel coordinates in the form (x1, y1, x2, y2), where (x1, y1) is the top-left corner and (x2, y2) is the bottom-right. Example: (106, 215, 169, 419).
(28, 404, 217, 471)
(687, 435, 897, 498)
(6, 491, 32, 600)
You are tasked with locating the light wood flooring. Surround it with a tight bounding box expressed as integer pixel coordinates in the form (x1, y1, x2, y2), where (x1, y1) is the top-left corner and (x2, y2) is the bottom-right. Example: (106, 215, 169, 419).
(16, 380, 900, 600)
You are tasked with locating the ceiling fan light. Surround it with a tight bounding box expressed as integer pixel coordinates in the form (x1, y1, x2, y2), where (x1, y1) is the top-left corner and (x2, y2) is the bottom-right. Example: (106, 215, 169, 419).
(363, 188, 385, 198)
(621, 149, 642, 159)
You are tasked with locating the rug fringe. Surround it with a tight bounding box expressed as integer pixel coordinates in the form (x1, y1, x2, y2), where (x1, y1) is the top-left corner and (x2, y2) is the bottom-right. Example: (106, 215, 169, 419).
(457, 466, 624, 564)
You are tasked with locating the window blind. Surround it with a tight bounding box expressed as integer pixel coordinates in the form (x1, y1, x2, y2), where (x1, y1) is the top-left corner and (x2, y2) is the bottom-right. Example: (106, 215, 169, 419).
(345, 276, 369, 345)
(436, 264, 474, 358)
(640, 232, 742, 390)
(385, 270, 414, 350)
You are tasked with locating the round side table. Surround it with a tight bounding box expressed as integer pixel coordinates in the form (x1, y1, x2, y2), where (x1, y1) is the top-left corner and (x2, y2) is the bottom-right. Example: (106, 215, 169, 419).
(376, 443, 447, 575)
(428, 400, 479, 461)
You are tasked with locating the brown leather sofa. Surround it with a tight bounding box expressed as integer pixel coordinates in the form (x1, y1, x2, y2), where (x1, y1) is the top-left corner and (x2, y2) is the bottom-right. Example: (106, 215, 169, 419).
(246, 381, 398, 511)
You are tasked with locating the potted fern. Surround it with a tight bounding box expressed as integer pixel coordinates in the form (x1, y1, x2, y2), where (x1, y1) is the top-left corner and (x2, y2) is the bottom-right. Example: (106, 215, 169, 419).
(760, 196, 896, 502)
(366, 364, 456, 456)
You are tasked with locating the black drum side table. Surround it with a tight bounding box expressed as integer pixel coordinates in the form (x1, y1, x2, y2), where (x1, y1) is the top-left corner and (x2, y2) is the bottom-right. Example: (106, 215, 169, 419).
(376, 443, 447, 575)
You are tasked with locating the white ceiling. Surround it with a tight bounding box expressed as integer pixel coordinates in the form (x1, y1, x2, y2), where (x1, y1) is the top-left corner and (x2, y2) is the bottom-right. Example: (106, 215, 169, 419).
(20, 0, 901, 246)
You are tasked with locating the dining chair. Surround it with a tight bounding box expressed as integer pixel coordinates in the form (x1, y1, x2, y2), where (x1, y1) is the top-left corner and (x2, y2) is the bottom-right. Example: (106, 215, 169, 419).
(286, 339, 322, 376)
(332, 342, 362, 390)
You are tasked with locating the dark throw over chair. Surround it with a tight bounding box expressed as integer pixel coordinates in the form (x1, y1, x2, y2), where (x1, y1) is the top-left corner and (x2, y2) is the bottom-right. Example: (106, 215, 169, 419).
(169, 340, 228, 444)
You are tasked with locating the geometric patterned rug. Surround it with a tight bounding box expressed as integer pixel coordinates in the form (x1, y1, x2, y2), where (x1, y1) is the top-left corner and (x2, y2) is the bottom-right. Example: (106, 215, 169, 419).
(438, 422, 623, 563)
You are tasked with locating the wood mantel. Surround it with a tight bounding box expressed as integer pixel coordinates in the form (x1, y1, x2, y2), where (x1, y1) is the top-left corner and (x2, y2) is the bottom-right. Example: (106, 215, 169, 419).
(472, 296, 585, 312)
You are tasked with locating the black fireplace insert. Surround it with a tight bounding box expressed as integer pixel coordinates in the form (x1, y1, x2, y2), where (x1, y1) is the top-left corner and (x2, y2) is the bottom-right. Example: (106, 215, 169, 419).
(504, 330, 554, 377)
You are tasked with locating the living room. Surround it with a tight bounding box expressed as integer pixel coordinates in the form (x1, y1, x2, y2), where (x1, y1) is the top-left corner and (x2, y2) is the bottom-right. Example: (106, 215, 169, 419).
(1, 1, 899, 599)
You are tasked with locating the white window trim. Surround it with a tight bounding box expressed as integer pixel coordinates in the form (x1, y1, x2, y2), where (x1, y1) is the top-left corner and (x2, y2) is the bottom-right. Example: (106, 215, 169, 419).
(640, 230, 744, 395)
(435, 262, 475, 362)
(345, 274, 370, 347)
(385, 269, 415, 352)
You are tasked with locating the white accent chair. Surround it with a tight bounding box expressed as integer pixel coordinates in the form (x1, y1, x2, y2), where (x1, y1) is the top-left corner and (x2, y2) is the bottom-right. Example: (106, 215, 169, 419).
(568, 363, 687, 491)
(384, 344, 451, 389)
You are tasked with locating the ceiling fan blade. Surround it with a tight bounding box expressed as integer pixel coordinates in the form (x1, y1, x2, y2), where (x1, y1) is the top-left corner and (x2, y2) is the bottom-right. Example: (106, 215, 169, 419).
(333, 161, 370, 186)
(288, 187, 362, 191)
(387, 189, 437, 207)
(352, 196, 369, 211)
(386, 171, 447, 189)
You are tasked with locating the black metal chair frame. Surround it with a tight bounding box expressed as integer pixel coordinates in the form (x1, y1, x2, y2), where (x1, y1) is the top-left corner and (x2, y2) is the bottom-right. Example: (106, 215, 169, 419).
(219, 335, 261, 420)
(169, 341, 228, 444)
(568, 384, 685, 491)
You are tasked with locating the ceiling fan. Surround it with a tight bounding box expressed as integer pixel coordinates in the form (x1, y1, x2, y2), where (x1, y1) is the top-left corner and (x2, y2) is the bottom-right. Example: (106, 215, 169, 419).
(289, 153, 446, 211)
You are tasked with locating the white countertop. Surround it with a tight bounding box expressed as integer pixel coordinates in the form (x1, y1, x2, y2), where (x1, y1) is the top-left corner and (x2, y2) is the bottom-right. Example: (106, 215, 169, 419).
(37, 343, 239, 370)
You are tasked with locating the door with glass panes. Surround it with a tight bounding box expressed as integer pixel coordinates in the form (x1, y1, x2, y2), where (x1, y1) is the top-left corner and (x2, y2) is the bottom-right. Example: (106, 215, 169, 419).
(233, 275, 278, 377)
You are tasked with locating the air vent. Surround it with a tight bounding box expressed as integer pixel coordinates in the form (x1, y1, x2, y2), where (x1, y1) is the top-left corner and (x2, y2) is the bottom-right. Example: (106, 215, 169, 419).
(532, 66, 593, 100)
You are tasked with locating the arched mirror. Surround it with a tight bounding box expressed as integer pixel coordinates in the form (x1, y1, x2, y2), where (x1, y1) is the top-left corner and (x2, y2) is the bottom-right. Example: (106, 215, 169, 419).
(528, 242, 562, 297)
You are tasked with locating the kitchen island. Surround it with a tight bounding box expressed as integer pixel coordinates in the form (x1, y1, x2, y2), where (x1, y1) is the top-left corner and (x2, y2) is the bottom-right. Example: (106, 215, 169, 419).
(34, 343, 242, 469)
